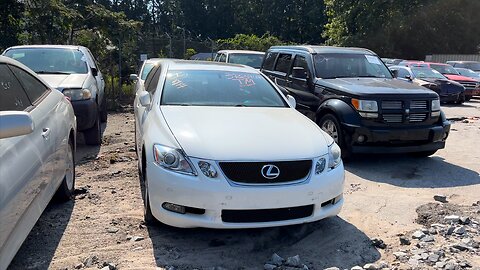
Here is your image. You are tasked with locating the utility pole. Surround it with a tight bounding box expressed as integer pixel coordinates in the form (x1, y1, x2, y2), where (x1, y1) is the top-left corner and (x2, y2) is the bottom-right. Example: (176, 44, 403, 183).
(165, 33, 172, 58)
(176, 26, 186, 59)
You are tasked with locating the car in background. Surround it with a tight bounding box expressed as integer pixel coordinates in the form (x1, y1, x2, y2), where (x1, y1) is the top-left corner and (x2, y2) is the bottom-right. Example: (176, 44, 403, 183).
(401, 61, 479, 101)
(134, 60, 344, 228)
(447, 61, 480, 74)
(455, 68, 480, 80)
(129, 58, 161, 93)
(262, 46, 450, 158)
(3, 45, 106, 145)
(389, 66, 465, 103)
(0, 56, 76, 269)
(213, 50, 265, 69)
(381, 58, 403, 66)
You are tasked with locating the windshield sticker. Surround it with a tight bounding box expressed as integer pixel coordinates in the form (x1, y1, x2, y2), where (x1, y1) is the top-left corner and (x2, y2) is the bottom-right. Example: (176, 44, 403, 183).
(172, 79, 187, 89)
(81, 55, 87, 62)
(365, 55, 382, 65)
(225, 73, 256, 87)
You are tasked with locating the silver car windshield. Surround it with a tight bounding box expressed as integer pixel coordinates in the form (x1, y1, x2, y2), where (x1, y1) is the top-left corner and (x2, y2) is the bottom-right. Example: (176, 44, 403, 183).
(161, 70, 287, 107)
(412, 67, 446, 79)
(314, 53, 393, 79)
(4, 48, 88, 74)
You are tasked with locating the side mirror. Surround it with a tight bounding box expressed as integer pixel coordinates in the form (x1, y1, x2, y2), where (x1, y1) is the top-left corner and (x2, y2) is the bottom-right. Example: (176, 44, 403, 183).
(405, 75, 413, 81)
(139, 91, 151, 107)
(130, 74, 138, 81)
(0, 111, 34, 139)
(91, 68, 98, 77)
(291, 67, 307, 80)
(286, 95, 296, 108)
(392, 70, 399, 78)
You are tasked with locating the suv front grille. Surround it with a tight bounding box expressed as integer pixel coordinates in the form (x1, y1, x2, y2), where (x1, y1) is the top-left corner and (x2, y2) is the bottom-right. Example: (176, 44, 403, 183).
(381, 100, 430, 124)
(410, 100, 427, 109)
(382, 101, 403, 109)
(383, 114, 403, 123)
(222, 205, 314, 223)
(219, 160, 312, 184)
(458, 81, 478, 90)
(409, 113, 428, 122)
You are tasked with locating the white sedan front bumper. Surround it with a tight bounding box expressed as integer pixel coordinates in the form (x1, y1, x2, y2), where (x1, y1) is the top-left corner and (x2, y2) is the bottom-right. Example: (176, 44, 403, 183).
(146, 158, 345, 228)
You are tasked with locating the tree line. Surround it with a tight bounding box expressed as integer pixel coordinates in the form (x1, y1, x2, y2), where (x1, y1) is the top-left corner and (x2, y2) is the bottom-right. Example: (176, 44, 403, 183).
(1, 0, 479, 81)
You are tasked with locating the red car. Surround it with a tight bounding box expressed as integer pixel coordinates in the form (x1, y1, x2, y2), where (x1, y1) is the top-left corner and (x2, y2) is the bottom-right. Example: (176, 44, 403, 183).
(400, 61, 480, 101)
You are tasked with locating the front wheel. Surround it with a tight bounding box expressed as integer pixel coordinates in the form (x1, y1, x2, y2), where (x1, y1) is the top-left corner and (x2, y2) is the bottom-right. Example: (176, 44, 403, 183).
(455, 93, 465, 104)
(465, 95, 472, 101)
(142, 163, 156, 224)
(55, 140, 75, 201)
(100, 98, 108, 123)
(317, 114, 351, 159)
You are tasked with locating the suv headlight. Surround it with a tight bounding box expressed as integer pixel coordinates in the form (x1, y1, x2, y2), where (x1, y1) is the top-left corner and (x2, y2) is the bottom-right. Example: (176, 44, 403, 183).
(153, 144, 196, 175)
(328, 142, 342, 169)
(63, 88, 92, 101)
(351, 98, 378, 118)
(431, 99, 441, 117)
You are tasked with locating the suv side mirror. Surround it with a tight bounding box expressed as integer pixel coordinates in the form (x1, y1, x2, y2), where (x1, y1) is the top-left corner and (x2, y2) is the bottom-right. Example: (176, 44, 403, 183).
(0, 111, 34, 139)
(286, 95, 296, 108)
(392, 69, 399, 78)
(130, 74, 138, 81)
(405, 75, 412, 81)
(291, 67, 307, 80)
(91, 67, 98, 77)
(139, 91, 151, 107)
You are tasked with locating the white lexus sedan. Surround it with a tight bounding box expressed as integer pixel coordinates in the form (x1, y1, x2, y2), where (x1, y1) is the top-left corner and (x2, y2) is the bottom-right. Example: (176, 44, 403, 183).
(134, 60, 344, 228)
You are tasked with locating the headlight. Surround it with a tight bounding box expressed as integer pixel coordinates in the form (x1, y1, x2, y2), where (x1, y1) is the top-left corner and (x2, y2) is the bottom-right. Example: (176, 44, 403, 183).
(327, 142, 342, 169)
(63, 88, 92, 101)
(351, 98, 378, 118)
(431, 99, 440, 111)
(153, 144, 196, 175)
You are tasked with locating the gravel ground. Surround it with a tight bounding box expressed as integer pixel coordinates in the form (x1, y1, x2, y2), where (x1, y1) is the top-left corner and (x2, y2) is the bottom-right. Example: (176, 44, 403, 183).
(7, 99, 480, 270)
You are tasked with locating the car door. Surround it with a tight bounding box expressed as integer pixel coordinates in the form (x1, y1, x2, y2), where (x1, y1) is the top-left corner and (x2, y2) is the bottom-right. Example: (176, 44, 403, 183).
(0, 63, 54, 265)
(286, 54, 320, 112)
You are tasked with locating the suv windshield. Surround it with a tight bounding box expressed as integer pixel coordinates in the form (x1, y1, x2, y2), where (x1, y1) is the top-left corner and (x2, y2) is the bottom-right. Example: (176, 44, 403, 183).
(161, 70, 286, 107)
(430, 64, 459, 75)
(314, 53, 392, 79)
(4, 48, 88, 74)
(228, 53, 264, 69)
(412, 67, 446, 79)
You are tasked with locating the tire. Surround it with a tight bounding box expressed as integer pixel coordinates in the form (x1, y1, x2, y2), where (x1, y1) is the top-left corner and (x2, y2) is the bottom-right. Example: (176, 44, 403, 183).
(142, 159, 156, 224)
(411, 150, 437, 157)
(317, 113, 351, 159)
(55, 140, 75, 201)
(100, 98, 108, 123)
(465, 95, 472, 101)
(455, 93, 465, 104)
(84, 112, 102, 146)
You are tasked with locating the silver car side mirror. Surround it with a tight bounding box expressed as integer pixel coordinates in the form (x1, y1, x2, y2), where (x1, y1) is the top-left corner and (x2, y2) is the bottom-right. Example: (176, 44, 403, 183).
(130, 74, 138, 81)
(0, 111, 34, 139)
(286, 95, 296, 109)
(139, 91, 151, 107)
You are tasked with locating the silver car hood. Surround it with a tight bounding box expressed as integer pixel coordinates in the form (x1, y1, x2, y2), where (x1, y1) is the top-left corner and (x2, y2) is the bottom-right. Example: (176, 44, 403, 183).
(39, 74, 89, 89)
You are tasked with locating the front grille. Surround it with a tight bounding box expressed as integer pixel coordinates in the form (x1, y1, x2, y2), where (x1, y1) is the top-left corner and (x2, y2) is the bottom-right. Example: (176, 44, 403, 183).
(383, 114, 403, 123)
(458, 81, 478, 90)
(382, 101, 403, 109)
(219, 160, 312, 184)
(222, 205, 314, 223)
(410, 100, 428, 109)
(409, 113, 427, 122)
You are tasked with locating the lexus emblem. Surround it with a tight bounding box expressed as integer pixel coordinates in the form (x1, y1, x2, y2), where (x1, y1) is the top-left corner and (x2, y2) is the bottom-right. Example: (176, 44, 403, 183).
(261, 165, 280, 179)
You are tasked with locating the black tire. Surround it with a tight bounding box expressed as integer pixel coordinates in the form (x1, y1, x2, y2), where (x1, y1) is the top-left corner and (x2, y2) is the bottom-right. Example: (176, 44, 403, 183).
(411, 150, 437, 157)
(142, 159, 156, 224)
(84, 112, 102, 145)
(55, 140, 75, 201)
(100, 98, 108, 123)
(317, 113, 351, 159)
(465, 95, 472, 101)
(456, 93, 465, 104)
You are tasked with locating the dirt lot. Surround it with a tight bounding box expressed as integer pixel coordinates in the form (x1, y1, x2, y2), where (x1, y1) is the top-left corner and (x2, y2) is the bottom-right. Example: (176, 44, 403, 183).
(8, 99, 480, 270)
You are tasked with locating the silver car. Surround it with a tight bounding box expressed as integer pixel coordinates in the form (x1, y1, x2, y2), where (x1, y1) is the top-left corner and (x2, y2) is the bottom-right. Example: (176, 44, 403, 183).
(0, 56, 77, 269)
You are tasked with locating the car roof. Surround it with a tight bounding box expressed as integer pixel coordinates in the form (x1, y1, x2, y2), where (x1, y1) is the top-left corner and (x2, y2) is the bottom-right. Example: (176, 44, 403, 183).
(5, 44, 86, 51)
(269, 45, 377, 55)
(160, 59, 259, 72)
(217, 50, 264, 55)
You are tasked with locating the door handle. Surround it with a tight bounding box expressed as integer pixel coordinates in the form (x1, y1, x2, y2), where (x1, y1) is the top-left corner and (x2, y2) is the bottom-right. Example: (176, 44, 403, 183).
(42, 128, 51, 139)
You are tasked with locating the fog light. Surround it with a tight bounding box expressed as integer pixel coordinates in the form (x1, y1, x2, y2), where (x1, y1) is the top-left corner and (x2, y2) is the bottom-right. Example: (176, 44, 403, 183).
(162, 202, 186, 214)
(198, 161, 218, 178)
(315, 158, 326, 174)
(357, 135, 366, 143)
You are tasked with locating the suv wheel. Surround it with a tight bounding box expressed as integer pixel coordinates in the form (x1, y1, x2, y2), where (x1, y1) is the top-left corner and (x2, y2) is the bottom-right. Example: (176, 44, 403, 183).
(55, 140, 75, 201)
(100, 98, 108, 123)
(456, 93, 465, 104)
(84, 112, 102, 145)
(318, 114, 351, 159)
(465, 95, 472, 101)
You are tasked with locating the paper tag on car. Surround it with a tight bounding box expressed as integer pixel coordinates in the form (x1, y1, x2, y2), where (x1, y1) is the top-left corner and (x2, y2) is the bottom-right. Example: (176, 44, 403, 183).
(365, 55, 382, 65)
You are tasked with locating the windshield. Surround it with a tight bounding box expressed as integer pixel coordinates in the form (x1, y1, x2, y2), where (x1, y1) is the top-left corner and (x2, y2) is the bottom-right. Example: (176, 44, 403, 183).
(456, 68, 480, 78)
(314, 53, 392, 79)
(4, 48, 88, 74)
(459, 63, 480, 71)
(227, 53, 264, 69)
(161, 70, 287, 107)
(430, 64, 459, 75)
(141, 62, 156, 80)
(412, 67, 446, 79)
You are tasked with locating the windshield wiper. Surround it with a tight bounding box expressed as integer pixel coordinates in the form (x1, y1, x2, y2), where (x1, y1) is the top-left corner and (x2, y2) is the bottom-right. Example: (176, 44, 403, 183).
(36, 71, 72, 75)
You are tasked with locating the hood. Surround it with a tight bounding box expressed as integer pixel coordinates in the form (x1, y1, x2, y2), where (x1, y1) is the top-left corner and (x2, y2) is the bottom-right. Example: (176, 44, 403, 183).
(160, 106, 329, 161)
(416, 79, 464, 95)
(319, 78, 438, 98)
(39, 74, 89, 89)
(443, 74, 477, 82)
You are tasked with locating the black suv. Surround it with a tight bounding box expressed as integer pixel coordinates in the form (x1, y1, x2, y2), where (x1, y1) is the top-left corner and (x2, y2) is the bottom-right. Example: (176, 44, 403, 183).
(261, 46, 451, 157)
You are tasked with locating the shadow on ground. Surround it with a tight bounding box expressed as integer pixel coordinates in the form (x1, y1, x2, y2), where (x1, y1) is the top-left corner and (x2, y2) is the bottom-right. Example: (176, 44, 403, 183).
(346, 154, 480, 188)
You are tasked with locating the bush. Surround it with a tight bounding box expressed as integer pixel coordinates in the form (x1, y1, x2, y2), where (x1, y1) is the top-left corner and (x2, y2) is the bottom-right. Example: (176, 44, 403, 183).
(217, 33, 287, 52)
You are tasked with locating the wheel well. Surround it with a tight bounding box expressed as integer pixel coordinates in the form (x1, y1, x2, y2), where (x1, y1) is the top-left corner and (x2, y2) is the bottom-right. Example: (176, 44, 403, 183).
(69, 129, 75, 152)
(316, 108, 337, 124)
(142, 145, 146, 172)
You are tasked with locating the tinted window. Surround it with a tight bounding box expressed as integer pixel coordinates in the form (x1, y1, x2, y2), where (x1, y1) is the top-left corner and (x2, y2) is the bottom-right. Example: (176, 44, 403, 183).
(291, 55, 310, 78)
(219, 54, 227, 62)
(161, 70, 287, 107)
(141, 62, 156, 80)
(314, 53, 392, 79)
(274, 54, 292, 73)
(412, 68, 445, 79)
(10, 65, 49, 103)
(0, 64, 31, 111)
(146, 66, 161, 93)
(227, 53, 264, 69)
(4, 48, 88, 74)
(262, 52, 278, 70)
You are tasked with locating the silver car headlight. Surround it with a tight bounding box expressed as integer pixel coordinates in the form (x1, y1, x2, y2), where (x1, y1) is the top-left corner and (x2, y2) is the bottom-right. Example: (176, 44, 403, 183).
(328, 142, 342, 169)
(153, 144, 196, 175)
(63, 88, 92, 101)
